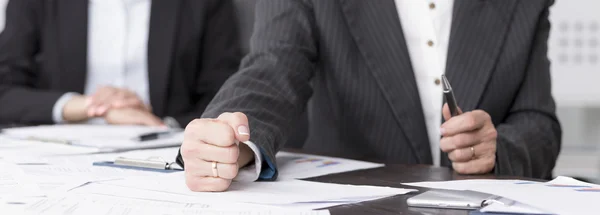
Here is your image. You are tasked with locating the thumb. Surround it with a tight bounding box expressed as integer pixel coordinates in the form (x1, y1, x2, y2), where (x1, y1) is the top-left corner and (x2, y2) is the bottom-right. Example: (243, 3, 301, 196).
(442, 103, 452, 121)
(217, 112, 251, 143)
(442, 103, 463, 121)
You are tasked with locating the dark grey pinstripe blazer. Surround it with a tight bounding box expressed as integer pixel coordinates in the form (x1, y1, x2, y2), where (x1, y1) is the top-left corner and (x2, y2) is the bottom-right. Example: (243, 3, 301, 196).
(202, 0, 561, 179)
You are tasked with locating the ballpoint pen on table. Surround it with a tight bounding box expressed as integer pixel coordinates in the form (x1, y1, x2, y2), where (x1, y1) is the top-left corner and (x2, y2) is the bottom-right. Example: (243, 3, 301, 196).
(441, 74, 460, 117)
(114, 157, 181, 170)
(132, 131, 176, 142)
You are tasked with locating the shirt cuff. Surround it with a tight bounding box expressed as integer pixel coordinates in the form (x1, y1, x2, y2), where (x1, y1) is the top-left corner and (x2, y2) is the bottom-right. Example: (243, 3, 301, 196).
(234, 140, 277, 182)
(52, 92, 79, 123)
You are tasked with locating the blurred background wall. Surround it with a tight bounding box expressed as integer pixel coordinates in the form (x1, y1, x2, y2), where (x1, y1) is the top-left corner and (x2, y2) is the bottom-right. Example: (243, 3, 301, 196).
(0, 0, 596, 181)
(549, 0, 600, 183)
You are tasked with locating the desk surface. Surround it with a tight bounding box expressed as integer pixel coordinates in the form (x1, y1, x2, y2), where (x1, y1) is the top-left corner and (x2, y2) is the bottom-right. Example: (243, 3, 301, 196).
(307, 164, 538, 215)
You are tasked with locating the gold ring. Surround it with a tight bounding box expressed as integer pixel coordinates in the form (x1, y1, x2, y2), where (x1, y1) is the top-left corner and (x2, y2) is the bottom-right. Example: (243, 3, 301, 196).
(470, 146, 475, 160)
(212, 161, 219, 178)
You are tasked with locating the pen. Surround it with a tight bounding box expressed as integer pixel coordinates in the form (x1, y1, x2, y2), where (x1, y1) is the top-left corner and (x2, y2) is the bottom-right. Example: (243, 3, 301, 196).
(441, 74, 460, 117)
(114, 157, 177, 170)
(133, 131, 175, 142)
(24, 136, 91, 148)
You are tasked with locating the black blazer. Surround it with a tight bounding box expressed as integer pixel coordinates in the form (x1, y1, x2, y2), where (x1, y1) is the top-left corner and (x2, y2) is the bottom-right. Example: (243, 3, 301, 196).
(0, 0, 241, 126)
(200, 0, 561, 179)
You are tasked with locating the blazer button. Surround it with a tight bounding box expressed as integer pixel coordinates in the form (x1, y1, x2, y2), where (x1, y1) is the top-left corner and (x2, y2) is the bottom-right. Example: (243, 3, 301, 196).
(434, 78, 441, 85)
(427, 40, 434, 47)
(429, 3, 436, 10)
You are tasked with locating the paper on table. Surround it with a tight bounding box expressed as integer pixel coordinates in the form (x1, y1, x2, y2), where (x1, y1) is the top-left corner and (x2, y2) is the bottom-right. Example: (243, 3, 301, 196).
(404, 176, 600, 215)
(0, 136, 98, 157)
(94, 172, 415, 205)
(70, 181, 390, 211)
(0, 164, 42, 198)
(18, 164, 179, 183)
(2, 147, 181, 166)
(275, 152, 384, 179)
(2, 124, 170, 140)
(1, 125, 182, 152)
(480, 202, 550, 214)
(18, 194, 329, 215)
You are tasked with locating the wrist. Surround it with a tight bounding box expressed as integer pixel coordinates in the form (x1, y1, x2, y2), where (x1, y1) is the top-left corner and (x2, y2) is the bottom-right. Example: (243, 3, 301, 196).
(238, 142, 255, 168)
(62, 95, 90, 122)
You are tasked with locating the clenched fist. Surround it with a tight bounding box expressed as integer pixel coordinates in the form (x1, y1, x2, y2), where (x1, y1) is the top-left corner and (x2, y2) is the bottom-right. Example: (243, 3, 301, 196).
(181, 112, 255, 192)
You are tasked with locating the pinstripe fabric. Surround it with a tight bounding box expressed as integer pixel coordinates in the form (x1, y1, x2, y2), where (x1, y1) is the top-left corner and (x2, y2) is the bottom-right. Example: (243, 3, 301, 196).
(202, 0, 561, 179)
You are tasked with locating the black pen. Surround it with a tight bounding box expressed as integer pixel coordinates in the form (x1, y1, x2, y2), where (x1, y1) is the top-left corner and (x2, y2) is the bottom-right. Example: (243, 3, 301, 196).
(133, 131, 174, 142)
(441, 74, 460, 117)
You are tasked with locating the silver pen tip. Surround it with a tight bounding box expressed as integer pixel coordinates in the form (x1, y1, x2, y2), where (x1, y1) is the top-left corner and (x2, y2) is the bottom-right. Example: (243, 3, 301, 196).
(441, 74, 452, 92)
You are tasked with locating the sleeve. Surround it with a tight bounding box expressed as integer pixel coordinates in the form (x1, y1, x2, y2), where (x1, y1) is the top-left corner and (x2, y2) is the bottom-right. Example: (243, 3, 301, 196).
(494, 0, 562, 179)
(199, 0, 319, 177)
(52, 93, 79, 123)
(0, 0, 67, 125)
(170, 0, 243, 127)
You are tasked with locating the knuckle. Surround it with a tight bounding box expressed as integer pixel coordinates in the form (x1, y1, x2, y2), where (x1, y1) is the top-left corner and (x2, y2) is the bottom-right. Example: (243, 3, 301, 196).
(217, 112, 232, 120)
(232, 112, 248, 122)
(216, 123, 236, 145)
(187, 119, 203, 128)
(488, 129, 498, 140)
(466, 117, 477, 128)
(453, 163, 465, 173)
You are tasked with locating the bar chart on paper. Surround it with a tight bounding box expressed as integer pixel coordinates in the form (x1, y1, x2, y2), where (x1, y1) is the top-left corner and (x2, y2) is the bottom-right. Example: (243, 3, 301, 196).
(275, 152, 384, 179)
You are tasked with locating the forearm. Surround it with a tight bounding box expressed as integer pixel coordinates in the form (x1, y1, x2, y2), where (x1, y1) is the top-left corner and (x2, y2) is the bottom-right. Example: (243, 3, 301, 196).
(494, 111, 561, 179)
(0, 87, 65, 124)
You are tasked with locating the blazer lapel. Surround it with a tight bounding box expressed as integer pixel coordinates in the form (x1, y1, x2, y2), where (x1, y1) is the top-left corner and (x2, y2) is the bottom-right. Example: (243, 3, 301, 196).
(56, 0, 88, 93)
(340, 0, 432, 164)
(147, 0, 180, 116)
(445, 0, 518, 112)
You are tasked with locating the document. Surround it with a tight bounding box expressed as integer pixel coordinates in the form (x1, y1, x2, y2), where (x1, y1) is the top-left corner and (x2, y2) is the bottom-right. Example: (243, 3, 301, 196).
(88, 172, 415, 206)
(275, 152, 384, 179)
(404, 176, 600, 214)
(2, 124, 169, 140)
(0, 164, 42, 198)
(0, 136, 98, 157)
(1, 125, 182, 152)
(2, 147, 180, 166)
(16, 194, 330, 215)
(19, 164, 177, 181)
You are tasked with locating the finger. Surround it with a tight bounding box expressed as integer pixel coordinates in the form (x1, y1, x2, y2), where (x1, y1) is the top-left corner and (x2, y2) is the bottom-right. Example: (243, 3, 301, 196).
(184, 159, 238, 180)
(217, 112, 250, 142)
(452, 155, 496, 175)
(185, 173, 232, 192)
(136, 112, 164, 126)
(96, 105, 110, 116)
(90, 86, 116, 103)
(91, 89, 118, 108)
(113, 98, 144, 109)
(193, 143, 240, 164)
(185, 119, 236, 147)
(440, 131, 479, 152)
(441, 110, 489, 136)
(447, 145, 476, 162)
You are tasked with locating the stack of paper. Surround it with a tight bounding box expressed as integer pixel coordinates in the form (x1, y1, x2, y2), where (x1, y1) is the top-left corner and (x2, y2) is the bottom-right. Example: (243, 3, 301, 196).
(68, 172, 415, 210)
(2, 193, 331, 215)
(405, 176, 600, 214)
(1, 125, 182, 152)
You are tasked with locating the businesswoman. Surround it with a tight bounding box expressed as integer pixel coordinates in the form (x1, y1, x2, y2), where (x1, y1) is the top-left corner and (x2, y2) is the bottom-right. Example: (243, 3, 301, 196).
(0, 0, 241, 128)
